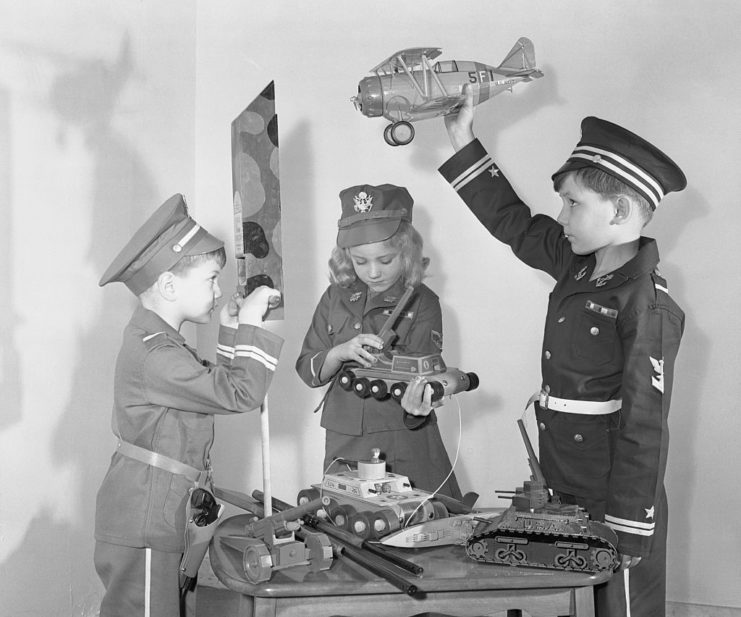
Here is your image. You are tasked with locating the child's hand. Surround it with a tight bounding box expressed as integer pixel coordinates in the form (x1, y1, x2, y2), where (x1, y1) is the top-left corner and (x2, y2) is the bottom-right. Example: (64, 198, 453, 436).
(619, 554, 642, 570)
(238, 286, 281, 326)
(400, 376, 435, 417)
(219, 292, 241, 328)
(329, 334, 384, 368)
(444, 83, 476, 152)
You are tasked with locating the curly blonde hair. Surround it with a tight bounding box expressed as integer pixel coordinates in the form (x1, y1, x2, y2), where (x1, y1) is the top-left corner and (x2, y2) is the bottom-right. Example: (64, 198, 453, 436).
(328, 222, 429, 288)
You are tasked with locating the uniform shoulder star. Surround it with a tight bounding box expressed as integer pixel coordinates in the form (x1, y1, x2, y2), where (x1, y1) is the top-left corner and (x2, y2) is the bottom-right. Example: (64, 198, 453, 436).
(489, 166, 499, 177)
(645, 506, 655, 519)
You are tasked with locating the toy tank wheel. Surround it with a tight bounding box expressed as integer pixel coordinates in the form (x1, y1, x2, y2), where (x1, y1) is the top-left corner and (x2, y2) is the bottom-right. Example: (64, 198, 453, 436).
(370, 379, 389, 400)
(297, 487, 321, 510)
(555, 550, 588, 571)
(338, 369, 354, 391)
(329, 504, 357, 530)
(349, 511, 376, 539)
(428, 381, 445, 403)
(242, 539, 273, 584)
(353, 377, 372, 398)
(372, 508, 401, 536)
(591, 548, 617, 571)
(303, 530, 334, 572)
(495, 545, 527, 566)
(467, 540, 489, 559)
(390, 382, 407, 402)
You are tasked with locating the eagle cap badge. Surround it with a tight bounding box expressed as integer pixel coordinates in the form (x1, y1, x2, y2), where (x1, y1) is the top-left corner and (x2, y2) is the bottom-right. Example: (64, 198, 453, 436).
(353, 191, 373, 213)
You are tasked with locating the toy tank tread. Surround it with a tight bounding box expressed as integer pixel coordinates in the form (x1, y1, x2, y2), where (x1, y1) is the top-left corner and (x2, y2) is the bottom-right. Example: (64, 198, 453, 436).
(466, 519, 619, 572)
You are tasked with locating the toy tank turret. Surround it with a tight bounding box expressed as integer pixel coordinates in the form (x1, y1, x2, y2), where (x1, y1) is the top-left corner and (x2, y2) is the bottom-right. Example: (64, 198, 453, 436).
(465, 420, 619, 573)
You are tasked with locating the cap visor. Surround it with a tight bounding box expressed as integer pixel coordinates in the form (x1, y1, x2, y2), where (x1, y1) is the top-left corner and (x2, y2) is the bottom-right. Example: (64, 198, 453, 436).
(337, 220, 401, 248)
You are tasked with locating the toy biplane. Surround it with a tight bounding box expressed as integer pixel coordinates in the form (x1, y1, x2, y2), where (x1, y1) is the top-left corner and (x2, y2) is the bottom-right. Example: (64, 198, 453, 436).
(351, 37, 543, 146)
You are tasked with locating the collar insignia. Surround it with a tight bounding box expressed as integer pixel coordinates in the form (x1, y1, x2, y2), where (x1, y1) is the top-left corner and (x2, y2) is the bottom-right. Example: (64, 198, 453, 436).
(353, 191, 373, 213)
(383, 295, 397, 303)
(574, 265, 588, 281)
(349, 291, 362, 302)
(595, 274, 614, 287)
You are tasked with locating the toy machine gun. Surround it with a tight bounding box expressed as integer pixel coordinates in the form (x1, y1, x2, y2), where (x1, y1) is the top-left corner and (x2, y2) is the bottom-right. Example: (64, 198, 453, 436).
(214, 487, 333, 584)
(337, 285, 479, 404)
(464, 420, 620, 572)
(215, 486, 423, 595)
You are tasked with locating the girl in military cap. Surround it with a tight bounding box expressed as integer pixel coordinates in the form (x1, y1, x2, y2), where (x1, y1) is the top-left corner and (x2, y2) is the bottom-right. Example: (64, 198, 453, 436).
(296, 184, 462, 500)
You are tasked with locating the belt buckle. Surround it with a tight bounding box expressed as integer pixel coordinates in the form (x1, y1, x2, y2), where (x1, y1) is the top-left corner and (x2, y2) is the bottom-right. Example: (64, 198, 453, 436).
(540, 389, 550, 410)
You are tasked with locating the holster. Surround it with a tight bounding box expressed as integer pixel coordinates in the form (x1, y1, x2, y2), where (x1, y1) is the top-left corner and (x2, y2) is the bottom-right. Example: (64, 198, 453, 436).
(179, 486, 224, 588)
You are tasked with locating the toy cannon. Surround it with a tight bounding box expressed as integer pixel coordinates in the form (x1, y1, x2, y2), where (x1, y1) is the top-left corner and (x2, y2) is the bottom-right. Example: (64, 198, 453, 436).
(216, 490, 333, 584)
(465, 420, 620, 573)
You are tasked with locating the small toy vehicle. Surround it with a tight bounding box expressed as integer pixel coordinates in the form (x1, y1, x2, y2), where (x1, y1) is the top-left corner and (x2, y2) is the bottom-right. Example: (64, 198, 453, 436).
(297, 450, 482, 548)
(465, 420, 620, 573)
(337, 351, 479, 403)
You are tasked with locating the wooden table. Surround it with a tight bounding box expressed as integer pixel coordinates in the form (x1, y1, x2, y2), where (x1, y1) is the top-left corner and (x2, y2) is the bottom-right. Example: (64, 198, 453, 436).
(203, 513, 611, 617)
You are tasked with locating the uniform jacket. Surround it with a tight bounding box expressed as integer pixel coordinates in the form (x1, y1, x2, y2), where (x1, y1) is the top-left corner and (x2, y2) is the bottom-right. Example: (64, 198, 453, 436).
(95, 305, 283, 553)
(439, 139, 684, 557)
(296, 278, 444, 435)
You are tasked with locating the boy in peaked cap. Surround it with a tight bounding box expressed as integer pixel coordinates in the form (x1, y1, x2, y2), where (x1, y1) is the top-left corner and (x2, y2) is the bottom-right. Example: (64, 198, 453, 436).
(95, 194, 282, 616)
(405, 88, 685, 617)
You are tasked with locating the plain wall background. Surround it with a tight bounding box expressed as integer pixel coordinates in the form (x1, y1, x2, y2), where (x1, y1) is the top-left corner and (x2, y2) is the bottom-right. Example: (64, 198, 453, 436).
(1, 1, 739, 614)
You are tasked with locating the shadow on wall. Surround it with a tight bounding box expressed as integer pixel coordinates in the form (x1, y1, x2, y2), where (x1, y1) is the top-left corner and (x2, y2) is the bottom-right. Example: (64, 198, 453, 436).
(0, 32, 158, 614)
(0, 86, 22, 430)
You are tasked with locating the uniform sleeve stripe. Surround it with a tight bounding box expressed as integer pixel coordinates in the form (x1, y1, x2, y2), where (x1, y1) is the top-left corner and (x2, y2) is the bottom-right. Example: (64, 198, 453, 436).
(450, 154, 493, 191)
(143, 332, 165, 342)
(216, 343, 234, 359)
(605, 520, 655, 537)
(235, 345, 278, 371)
(310, 352, 323, 382)
(605, 514, 655, 531)
(655, 283, 668, 293)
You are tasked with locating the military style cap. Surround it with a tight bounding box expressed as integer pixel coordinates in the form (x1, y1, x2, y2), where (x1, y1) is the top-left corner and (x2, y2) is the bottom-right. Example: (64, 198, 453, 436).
(99, 194, 224, 295)
(552, 117, 686, 210)
(337, 184, 413, 248)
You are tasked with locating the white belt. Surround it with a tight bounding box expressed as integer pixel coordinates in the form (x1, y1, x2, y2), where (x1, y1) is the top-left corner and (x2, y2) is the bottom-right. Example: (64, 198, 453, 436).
(538, 391, 621, 415)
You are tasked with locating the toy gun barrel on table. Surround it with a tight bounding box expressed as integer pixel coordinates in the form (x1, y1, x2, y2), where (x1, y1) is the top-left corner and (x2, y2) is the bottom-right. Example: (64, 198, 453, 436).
(251, 490, 422, 596)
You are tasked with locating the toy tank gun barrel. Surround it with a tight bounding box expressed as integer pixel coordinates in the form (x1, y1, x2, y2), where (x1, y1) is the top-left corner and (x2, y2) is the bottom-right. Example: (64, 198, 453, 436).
(245, 497, 324, 537)
(376, 285, 415, 348)
(517, 419, 548, 487)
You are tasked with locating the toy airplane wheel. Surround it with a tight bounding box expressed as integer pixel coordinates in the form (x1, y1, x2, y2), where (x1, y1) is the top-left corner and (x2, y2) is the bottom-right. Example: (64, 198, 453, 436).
(242, 538, 273, 584)
(384, 121, 415, 146)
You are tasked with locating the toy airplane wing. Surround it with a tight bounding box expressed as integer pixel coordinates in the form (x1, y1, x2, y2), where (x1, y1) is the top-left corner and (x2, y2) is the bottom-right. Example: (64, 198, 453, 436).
(415, 92, 465, 115)
(370, 47, 442, 74)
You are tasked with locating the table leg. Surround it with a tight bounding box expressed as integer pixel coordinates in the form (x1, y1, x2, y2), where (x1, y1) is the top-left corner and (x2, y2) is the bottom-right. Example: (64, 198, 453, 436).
(572, 586, 595, 617)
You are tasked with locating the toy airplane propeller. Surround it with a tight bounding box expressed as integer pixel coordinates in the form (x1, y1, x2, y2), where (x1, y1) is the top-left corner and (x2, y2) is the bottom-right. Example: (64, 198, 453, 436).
(351, 37, 543, 146)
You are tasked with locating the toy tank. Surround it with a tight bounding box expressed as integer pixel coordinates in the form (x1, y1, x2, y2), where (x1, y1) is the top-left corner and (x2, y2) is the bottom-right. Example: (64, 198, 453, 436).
(297, 448, 480, 547)
(338, 351, 478, 403)
(465, 420, 619, 573)
(335, 284, 478, 403)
